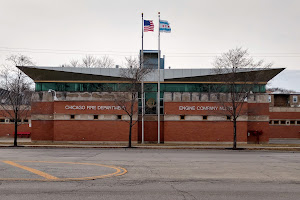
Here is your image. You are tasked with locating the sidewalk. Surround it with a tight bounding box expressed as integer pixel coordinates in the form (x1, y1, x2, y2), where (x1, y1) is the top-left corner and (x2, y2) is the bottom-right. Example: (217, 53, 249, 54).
(1, 138, 300, 151)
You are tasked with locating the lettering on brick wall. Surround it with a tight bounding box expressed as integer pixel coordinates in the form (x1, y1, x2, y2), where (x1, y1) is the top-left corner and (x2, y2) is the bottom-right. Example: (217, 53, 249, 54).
(178, 106, 233, 111)
(65, 105, 123, 110)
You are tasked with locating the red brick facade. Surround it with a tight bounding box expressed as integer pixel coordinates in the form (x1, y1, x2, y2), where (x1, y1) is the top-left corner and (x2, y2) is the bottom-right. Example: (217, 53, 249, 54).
(0, 124, 31, 137)
(0, 110, 31, 138)
(1, 99, 299, 143)
(163, 102, 268, 143)
(30, 101, 138, 142)
(269, 112, 300, 139)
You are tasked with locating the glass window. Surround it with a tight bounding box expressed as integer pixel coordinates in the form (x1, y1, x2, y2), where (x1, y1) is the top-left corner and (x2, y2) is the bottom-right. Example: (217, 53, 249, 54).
(35, 83, 42, 91)
(65, 83, 77, 91)
(293, 96, 298, 103)
(280, 120, 286, 125)
(34, 82, 267, 93)
(42, 83, 56, 91)
(57, 83, 66, 91)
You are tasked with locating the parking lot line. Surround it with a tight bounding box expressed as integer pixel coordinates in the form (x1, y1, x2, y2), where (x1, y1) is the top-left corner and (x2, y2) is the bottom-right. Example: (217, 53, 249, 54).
(0, 160, 127, 181)
(2, 161, 59, 180)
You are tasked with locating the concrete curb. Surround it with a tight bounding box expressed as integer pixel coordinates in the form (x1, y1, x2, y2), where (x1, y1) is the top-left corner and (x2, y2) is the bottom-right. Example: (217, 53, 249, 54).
(0, 144, 300, 151)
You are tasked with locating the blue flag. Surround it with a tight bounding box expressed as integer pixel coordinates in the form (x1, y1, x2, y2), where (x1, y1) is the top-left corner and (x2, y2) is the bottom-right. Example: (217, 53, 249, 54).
(159, 20, 171, 33)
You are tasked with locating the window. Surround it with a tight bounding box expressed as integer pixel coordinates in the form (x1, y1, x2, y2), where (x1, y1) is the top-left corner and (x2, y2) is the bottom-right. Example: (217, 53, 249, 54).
(297, 121, 300, 125)
(10, 119, 14, 123)
(0, 119, 5, 123)
(180, 115, 185, 120)
(290, 120, 295, 125)
(117, 115, 122, 120)
(226, 116, 231, 120)
(70, 115, 75, 119)
(293, 96, 298, 103)
(203, 115, 208, 120)
(268, 95, 272, 103)
(94, 115, 98, 120)
(274, 120, 279, 125)
(23, 119, 29, 123)
(269, 120, 272, 124)
(280, 120, 286, 125)
(35, 82, 267, 93)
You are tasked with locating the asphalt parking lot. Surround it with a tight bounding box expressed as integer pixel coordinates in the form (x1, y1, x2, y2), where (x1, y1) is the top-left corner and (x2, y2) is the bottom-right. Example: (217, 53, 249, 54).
(0, 148, 299, 200)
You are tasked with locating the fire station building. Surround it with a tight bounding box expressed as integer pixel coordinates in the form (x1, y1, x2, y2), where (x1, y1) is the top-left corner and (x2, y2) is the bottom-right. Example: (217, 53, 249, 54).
(2, 64, 296, 144)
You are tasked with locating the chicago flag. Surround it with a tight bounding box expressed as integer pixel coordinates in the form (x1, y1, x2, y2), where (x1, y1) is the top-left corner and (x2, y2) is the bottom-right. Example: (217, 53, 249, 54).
(159, 20, 171, 33)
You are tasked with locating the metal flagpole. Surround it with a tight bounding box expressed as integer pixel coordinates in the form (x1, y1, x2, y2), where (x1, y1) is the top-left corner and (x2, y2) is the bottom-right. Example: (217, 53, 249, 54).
(141, 13, 144, 144)
(157, 12, 161, 144)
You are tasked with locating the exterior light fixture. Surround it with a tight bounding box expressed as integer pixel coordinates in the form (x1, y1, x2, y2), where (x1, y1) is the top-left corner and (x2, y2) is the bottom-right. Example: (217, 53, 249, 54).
(48, 89, 58, 101)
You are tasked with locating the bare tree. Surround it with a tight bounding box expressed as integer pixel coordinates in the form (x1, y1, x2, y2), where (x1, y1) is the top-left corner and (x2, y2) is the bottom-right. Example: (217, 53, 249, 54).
(69, 59, 80, 67)
(0, 54, 34, 146)
(267, 87, 296, 93)
(114, 57, 152, 148)
(82, 55, 98, 68)
(97, 55, 115, 68)
(62, 55, 114, 68)
(212, 47, 272, 149)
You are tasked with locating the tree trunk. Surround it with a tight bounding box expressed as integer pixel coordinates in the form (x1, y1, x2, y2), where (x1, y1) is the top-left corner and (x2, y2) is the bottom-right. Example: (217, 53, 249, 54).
(128, 115, 132, 148)
(233, 118, 237, 149)
(14, 108, 18, 147)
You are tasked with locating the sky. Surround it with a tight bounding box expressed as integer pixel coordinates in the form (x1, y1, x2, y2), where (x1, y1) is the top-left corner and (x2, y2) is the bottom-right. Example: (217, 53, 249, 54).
(0, 0, 299, 91)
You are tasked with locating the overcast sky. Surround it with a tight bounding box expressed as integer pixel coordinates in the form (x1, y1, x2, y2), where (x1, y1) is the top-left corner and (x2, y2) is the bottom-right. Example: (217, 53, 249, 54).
(0, 0, 299, 91)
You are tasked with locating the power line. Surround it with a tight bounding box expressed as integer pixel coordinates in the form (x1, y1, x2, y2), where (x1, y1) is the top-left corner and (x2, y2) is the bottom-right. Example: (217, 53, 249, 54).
(0, 46, 137, 54)
(1, 46, 300, 58)
(0, 50, 138, 57)
(167, 55, 300, 58)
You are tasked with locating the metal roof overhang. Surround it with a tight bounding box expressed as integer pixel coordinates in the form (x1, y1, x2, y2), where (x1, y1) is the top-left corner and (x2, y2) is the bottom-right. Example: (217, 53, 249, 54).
(164, 68, 285, 83)
(18, 66, 284, 84)
(17, 66, 129, 82)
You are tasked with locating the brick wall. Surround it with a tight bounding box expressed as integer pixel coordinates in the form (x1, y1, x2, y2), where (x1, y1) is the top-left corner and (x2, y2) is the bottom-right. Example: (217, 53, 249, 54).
(247, 122, 270, 143)
(31, 120, 54, 141)
(31, 101, 138, 142)
(164, 121, 247, 142)
(269, 112, 300, 139)
(0, 124, 31, 137)
(248, 103, 269, 115)
(269, 126, 300, 139)
(53, 120, 137, 141)
(138, 121, 164, 142)
(0, 109, 32, 138)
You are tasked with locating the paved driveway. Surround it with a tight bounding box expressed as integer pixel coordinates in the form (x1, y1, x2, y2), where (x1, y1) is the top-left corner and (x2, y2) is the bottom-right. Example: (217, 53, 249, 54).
(0, 148, 299, 200)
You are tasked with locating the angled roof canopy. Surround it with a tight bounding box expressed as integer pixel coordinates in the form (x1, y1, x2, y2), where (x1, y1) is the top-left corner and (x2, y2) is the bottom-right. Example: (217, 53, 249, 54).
(18, 66, 284, 83)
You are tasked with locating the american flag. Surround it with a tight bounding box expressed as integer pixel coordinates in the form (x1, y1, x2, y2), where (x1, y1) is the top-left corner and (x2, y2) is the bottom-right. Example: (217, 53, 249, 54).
(144, 20, 154, 32)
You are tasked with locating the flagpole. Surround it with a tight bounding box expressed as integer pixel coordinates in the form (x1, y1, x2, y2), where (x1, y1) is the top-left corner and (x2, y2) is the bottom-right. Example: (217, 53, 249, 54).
(141, 13, 145, 144)
(157, 12, 161, 144)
